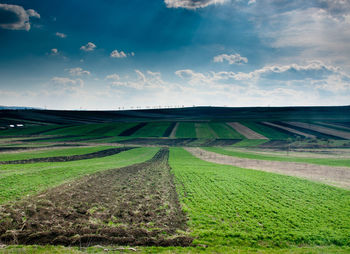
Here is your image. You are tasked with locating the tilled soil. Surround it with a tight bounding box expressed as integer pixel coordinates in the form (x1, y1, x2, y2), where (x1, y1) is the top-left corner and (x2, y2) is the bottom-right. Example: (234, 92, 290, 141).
(228, 122, 268, 140)
(186, 147, 350, 189)
(0, 147, 135, 164)
(0, 149, 192, 246)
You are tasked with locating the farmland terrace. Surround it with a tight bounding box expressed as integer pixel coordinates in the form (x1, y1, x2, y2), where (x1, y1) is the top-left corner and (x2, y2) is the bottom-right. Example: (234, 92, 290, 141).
(0, 106, 350, 253)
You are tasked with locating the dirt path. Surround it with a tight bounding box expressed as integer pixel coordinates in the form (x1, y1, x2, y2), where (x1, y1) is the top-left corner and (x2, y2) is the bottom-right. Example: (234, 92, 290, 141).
(286, 122, 350, 140)
(228, 122, 268, 139)
(169, 122, 179, 138)
(262, 122, 315, 138)
(0, 149, 192, 246)
(186, 147, 350, 189)
(0, 147, 134, 164)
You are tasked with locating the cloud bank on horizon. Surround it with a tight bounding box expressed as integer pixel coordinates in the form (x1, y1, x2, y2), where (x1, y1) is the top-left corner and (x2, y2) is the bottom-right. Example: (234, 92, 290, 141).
(0, 0, 350, 109)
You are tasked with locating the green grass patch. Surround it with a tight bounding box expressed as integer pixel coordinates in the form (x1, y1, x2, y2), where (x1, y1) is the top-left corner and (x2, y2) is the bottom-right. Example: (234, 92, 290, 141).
(0, 147, 159, 204)
(169, 148, 350, 248)
(2, 245, 350, 253)
(232, 139, 269, 147)
(0, 125, 61, 136)
(204, 147, 350, 167)
(0, 146, 114, 162)
(242, 122, 293, 140)
(195, 123, 217, 139)
(132, 122, 171, 137)
(175, 122, 197, 138)
(209, 122, 244, 139)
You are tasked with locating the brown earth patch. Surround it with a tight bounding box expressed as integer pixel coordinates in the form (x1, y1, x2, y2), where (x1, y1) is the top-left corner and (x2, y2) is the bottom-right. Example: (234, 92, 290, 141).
(285, 122, 350, 140)
(262, 122, 315, 138)
(186, 147, 350, 190)
(0, 147, 135, 164)
(169, 123, 179, 138)
(227, 122, 268, 139)
(0, 149, 192, 246)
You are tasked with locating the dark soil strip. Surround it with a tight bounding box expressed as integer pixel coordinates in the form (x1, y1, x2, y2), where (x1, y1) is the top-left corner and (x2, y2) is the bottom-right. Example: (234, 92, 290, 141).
(0, 144, 85, 152)
(32, 125, 74, 135)
(118, 123, 147, 136)
(0, 149, 192, 246)
(162, 122, 177, 137)
(0, 147, 134, 164)
(117, 138, 196, 146)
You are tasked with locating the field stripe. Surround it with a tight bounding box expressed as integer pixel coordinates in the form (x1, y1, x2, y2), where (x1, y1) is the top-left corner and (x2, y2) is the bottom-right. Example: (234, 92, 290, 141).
(228, 122, 268, 139)
(186, 147, 350, 189)
(315, 122, 350, 132)
(169, 122, 179, 138)
(262, 121, 315, 138)
(118, 122, 147, 136)
(286, 121, 350, 140)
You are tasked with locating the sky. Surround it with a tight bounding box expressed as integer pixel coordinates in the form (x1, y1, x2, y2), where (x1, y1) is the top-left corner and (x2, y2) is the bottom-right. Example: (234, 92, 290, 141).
(0, 0, 350, 110)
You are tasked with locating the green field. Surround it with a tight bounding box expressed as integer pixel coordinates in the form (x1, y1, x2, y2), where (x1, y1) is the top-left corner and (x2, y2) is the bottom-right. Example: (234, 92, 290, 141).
(131, 122, 171, 137)
(195, 123, 217, 139)
(0, 146, 114, 162)
(209, 122, 244, 139)
(169, 148, 350, 248)
(175, 122, 197, 138)
(204, 147, 350, 167)
(0, 124, 61, 136)
(0, 147, 158, 204)
(241, 122, 294, 140)
(232, 139, 269, 147)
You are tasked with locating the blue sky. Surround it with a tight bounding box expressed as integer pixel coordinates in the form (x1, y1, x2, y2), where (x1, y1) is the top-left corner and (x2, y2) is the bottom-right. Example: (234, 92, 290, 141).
(0, 0, 350, 109)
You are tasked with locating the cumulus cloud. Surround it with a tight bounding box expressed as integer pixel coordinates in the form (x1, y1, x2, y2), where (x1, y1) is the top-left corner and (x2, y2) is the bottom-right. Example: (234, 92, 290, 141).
(213, 53, 248, 65)
(110, 50, 134, 58)
(0, 4, 40, 31)
(80, 42, 96, 52)
(164, 0, 227, 10)
(67, 67, 90, 76)
(105, 74, 120, 81)
(108, 70, 167, 90)
(55, 32, 67, 38)
(175, 61, 350, 95)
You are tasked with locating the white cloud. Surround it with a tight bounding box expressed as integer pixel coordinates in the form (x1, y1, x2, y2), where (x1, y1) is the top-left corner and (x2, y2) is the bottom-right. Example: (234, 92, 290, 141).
(110, 50, 127, 58)
(80, 42, 96, 52)
(213, 53, 248, 65)
(248, 0, 256, 5)
(50, 77, 84, 95)
(110, 50, 134, 58)
(105, 74, 120, 81)
(164, 0, 227, 10)
(0, 4, 40, 31)
(50, 48, 59, 55)
(55, 32, 67, 38)
(108, 70, 167, 90)
(67, 67, 91, 76)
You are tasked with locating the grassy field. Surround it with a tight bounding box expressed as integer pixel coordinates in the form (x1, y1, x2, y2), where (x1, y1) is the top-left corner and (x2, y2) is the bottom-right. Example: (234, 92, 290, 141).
(0, 147, 158, 204)
(0, 124, 61, 136)
(232, 139, 269, 147)
(169, 148, 350, 248)
(204, 147, 350, 167)
(209, 122, 244, 139)
(131, 122, 171, 137)
(241, 122, 295, 140)
(175, 122, 197, 138)
(195, 123, 217, 139)
(0, 146, 115, 162)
